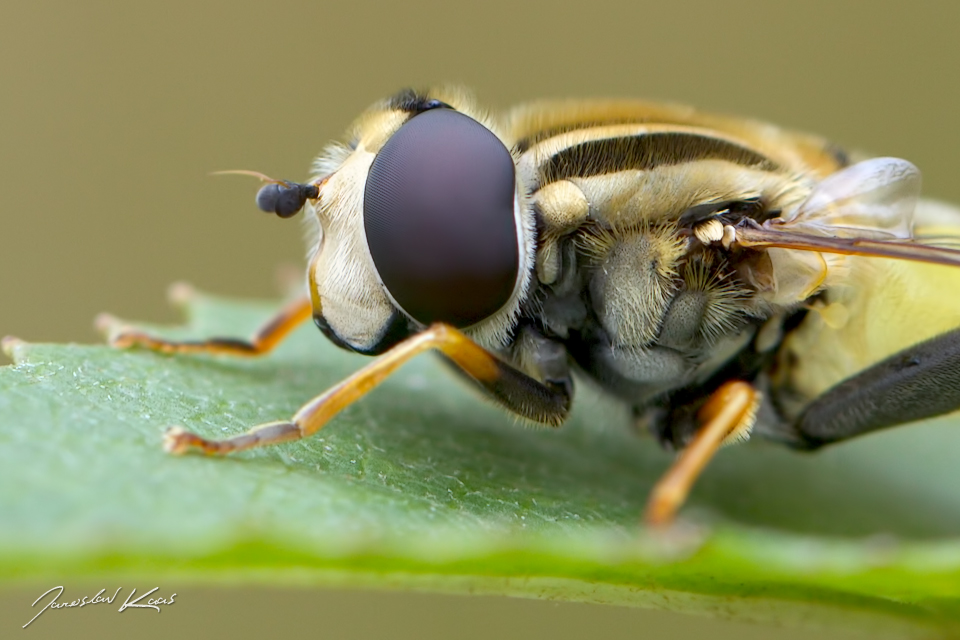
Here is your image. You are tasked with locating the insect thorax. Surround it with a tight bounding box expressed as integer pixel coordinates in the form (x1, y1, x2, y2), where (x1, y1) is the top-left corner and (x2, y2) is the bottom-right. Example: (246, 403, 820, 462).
(524, 216, 769, 406)
(502, 99, 850, 425)
(515, 154, 816, 413)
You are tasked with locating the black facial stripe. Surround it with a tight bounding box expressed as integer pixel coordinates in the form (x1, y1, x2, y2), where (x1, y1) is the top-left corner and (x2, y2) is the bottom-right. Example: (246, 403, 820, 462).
(537, 132, 778, 189)
(313, 311, 412, 356)
(364, 108, 519, 327)
(312, 313, 354, 353)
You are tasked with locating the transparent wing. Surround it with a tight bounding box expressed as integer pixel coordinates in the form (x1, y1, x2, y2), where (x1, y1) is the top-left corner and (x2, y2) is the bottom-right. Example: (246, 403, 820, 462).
(736, 157, 960, 268)
(775, 157, 921, 239)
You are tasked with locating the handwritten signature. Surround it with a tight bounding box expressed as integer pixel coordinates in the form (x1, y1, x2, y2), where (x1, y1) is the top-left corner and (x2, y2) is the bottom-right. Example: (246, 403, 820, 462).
(23, 585, 176, 628)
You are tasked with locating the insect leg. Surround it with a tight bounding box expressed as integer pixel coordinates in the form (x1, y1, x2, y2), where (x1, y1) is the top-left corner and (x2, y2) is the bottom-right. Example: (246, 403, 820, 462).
(644, 381, 759, 526)
(97, 295, 312, 357)
(164, 323, 572, 455)
(794, 328, 960, 449)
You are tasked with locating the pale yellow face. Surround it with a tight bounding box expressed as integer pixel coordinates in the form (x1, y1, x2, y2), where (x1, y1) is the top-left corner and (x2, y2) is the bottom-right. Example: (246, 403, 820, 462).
(308, 149, 393, 351)
(303, 88, 536, 353)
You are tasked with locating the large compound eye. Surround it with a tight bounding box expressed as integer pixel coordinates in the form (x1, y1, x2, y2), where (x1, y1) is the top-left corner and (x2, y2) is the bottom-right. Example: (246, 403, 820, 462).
(363, 108, 519, 327)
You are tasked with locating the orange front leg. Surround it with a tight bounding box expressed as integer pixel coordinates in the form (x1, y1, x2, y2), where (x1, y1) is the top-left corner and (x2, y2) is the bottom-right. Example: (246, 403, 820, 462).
(164, 323, 571, 455)
(98, 293, 312, 357)
(644, 381, 760, 526)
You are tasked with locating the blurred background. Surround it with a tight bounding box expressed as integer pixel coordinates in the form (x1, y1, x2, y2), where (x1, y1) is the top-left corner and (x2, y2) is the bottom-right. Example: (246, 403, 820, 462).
(1, 0, 957, 637)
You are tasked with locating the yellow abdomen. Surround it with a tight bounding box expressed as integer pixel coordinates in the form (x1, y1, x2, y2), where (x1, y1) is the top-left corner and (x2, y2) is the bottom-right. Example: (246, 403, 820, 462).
(784, 200, 960, 406)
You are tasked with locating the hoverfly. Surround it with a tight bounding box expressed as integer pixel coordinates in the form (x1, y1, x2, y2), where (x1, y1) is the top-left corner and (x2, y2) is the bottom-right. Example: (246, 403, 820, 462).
(99, 87, 960, 525)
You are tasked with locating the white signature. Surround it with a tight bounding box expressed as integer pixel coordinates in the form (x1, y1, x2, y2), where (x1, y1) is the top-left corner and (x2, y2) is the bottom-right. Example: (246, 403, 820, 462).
(23, 585, 177, 628)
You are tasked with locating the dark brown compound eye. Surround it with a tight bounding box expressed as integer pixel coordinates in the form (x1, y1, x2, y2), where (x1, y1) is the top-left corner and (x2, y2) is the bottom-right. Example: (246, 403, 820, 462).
(363, 108, 519, 327)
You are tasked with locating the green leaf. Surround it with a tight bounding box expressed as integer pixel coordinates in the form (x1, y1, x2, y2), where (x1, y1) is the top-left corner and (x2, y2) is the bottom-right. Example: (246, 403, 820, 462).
(3, 291, 960, 637)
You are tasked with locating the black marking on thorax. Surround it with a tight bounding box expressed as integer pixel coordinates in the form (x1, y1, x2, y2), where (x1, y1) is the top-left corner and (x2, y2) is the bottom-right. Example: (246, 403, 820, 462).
(515, 117, 662, 153)
(535, 131, 778, 190)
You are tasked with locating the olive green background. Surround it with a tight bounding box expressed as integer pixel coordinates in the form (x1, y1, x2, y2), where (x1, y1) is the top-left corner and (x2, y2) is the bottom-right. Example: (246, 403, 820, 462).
(1, 0, 957, 637)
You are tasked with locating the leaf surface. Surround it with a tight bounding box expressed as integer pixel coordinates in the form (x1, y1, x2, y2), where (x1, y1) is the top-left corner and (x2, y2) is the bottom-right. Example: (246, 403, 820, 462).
(2, 292, 960, 637)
